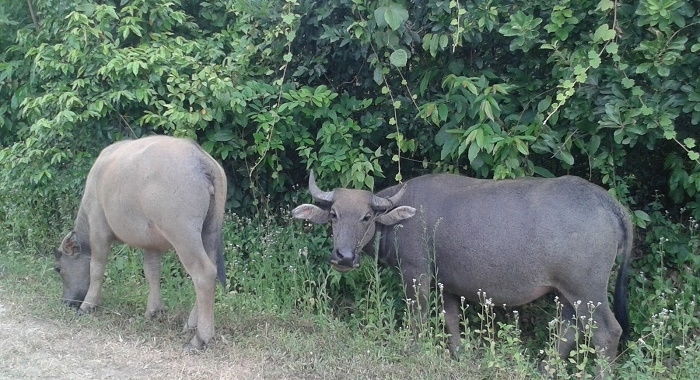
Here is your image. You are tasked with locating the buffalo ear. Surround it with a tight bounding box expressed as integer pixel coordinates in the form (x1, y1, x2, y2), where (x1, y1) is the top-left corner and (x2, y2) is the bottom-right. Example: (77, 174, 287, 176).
(375, 206, 416, 225)
(292, 204, 330, 224)
(59, 231, 81, 256)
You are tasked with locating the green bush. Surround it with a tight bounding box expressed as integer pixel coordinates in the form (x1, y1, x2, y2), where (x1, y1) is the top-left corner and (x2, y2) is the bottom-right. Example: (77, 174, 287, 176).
(1, 0, 699, 376)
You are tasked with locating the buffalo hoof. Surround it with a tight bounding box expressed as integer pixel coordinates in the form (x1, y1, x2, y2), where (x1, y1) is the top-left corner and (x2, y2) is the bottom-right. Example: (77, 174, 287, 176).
(183, 339, 208, 354)
(449, 346, 462, 361)
(145, 309, 165, 320)
(538, 359, 557, 378)
(76, 304, 97, 316)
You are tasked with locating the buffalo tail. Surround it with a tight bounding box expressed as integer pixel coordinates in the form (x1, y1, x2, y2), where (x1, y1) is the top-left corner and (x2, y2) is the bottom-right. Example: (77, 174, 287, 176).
(614, 255, 630, 344)
(216, 235, 226, 288)
(613, 206, 633, 346)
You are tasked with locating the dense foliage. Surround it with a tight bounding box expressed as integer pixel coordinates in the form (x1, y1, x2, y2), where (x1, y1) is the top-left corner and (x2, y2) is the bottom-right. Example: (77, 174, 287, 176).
(1, 0, 699, 374)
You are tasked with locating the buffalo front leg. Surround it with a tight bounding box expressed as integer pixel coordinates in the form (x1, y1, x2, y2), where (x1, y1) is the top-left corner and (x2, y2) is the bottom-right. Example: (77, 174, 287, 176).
(175, 240, 218, 352)
(443, 291, 462, 358)
(79, 238, 111, 314)
(403, 272, 431, 348)
(143, 250, 165, 319)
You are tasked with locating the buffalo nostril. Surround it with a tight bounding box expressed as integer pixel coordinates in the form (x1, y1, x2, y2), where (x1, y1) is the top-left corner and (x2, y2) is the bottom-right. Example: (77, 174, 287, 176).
(332, 249, 356, 266)
(336, 249, 353, 260)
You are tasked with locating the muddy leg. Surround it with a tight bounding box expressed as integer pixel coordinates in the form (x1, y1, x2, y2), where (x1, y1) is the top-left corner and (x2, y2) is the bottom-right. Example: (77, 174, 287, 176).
(143, 250, 164, 318)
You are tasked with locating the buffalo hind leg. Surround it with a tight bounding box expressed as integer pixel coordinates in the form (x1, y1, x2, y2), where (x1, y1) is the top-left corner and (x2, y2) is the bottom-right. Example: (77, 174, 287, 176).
(590, 303, 623, 379)
(173, 238, 217, 352)
(143, 250, 165, 319)
(541, 298, 622, 379)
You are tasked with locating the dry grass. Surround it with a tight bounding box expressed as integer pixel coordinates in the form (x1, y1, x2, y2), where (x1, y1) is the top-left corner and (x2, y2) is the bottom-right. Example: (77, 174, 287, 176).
(0, 293, 268, 380)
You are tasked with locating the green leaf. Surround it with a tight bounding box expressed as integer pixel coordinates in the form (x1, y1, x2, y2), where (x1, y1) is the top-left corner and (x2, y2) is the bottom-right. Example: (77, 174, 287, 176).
(383, 3, 409, 31)
(533, 166, 555, 178)
(614, 129, 624, 144)
(364, 175, 375, 190)
(593, 24, 616, 42)
(210, 129, 234, 142)
(597, 0, 614, 11)
(636, 63, 652, 74)
(587, 135, 601, 154)
(282, 13, 296, 25)
(373, 66, 384, 85)
(389, 49, 408, 68)
(621, 78, 635, 89)
(559, 151, 574, 165)
(481, 100, 494, 121)
(605, 42, 619, 54)
(634, 210, 651, 222)
(537, 96, 552, 113)
(438, 103, 448, 121)
(374, 7, 388, 27)
(631, 86, 645, 96)
(515, 139, 529, 155)
(439, 34, 449, 49)
(689, 151, 700, 161)
(683, 138, 696, 149)
(468, 142, 480, 162)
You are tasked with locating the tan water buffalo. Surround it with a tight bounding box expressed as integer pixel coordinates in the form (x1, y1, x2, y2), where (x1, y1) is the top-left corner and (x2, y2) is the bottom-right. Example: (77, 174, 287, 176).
(292, 172, 632, 377)
(54, 135, 227, 351)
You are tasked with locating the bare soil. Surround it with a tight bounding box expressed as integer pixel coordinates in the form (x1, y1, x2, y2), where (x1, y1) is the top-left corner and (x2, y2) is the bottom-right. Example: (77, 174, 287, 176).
(0, 297, 267, 380)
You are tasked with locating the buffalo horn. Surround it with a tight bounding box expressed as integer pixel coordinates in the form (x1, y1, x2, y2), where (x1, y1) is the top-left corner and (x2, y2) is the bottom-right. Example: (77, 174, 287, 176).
(371, 184, 406, 210)
(308, 171, 334, 203)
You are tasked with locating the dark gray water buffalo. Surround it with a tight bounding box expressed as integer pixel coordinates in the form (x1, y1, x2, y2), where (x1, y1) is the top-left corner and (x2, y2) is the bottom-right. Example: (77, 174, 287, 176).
(54, 135, 227, 351)
(292, 172, 631, 375)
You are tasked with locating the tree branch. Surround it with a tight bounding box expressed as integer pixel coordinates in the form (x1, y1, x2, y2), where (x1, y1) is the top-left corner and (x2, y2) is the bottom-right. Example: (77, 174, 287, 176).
(26, 0, 40, 31)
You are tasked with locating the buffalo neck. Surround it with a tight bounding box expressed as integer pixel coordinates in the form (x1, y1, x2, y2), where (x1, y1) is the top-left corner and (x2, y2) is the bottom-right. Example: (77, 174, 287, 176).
(72, 207, 93, 255)
(361, 223, 399, 268)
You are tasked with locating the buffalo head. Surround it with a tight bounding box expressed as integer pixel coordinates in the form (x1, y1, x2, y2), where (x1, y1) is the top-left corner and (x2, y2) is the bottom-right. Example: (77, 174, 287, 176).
(292, 172, 416, 272)
(54, 231, 91, 308)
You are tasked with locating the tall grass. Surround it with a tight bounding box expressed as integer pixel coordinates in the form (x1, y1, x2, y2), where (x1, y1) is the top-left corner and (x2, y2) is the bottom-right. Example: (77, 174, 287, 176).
(1, 207, 699, 379)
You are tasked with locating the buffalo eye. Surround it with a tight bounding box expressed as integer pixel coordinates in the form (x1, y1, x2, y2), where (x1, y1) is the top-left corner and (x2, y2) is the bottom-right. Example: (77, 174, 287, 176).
(54, 266, 61, 274)
(330, 210, 338, 221)
(361, 213, 372, 222)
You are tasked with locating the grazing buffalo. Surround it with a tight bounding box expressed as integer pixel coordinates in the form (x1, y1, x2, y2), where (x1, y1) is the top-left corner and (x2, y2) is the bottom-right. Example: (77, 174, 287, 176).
(292, 172, 631, 376)
(54, 135, 227, 351)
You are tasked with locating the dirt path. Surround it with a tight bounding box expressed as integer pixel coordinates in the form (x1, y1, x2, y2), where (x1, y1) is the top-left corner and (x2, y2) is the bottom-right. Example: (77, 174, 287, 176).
(0, 297, 266, 380)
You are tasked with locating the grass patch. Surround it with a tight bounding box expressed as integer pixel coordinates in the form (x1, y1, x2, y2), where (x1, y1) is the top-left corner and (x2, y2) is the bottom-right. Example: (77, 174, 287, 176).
(2, 211, 700, 379)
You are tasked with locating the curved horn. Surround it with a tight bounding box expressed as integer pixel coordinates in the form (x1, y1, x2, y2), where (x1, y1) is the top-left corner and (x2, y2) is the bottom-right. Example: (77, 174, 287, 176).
(371, 184, 407, 210)
(308, 171, 334, 203)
